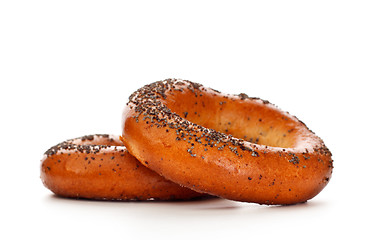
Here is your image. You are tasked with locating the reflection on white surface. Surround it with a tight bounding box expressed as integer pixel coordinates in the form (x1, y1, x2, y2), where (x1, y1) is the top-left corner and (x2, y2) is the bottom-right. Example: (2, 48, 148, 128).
(44, 193, 322, 212)
(39, 194, 332, 239)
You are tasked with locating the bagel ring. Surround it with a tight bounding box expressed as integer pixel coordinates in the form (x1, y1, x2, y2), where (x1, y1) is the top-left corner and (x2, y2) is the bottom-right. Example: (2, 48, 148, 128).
(121, 79, 333, 205)
(41, 134, 207, 201)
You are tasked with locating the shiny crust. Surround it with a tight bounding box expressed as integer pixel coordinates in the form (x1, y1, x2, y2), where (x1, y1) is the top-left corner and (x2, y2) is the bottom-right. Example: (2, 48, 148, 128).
(41, 134, 206, 201)
(121, 79, 333, 205)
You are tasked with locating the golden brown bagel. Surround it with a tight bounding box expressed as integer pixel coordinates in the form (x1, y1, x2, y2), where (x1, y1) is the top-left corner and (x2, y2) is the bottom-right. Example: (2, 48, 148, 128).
(121, 79, 333, 205)
(41, 134, 207, 200)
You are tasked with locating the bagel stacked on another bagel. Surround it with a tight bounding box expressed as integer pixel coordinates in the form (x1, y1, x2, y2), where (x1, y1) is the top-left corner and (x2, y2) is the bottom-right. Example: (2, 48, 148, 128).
(121, 79, 333, 205)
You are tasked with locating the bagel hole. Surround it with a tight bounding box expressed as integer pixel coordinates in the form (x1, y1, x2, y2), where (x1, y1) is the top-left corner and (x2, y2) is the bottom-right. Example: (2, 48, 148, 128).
(164, 89, 298, 148)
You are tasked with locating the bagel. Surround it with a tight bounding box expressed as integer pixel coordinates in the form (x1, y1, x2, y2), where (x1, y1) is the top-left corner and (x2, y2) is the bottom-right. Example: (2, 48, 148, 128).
(41, 134, 207, 200)
(121, 79, 333, 205)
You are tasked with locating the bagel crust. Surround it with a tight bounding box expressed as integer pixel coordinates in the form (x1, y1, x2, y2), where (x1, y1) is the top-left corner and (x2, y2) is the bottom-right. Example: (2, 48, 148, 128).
(121, 79, 333, 205)
(41, 134, 207, 201)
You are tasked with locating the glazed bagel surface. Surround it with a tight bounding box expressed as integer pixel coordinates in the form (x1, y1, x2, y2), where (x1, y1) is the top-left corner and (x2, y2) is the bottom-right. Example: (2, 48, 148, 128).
(121, 79, 333, 205)
(41, 134, 206, 200)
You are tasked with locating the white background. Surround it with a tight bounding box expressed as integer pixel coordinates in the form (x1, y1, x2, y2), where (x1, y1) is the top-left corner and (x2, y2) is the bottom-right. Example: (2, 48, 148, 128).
(1, 0, 373, 239)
